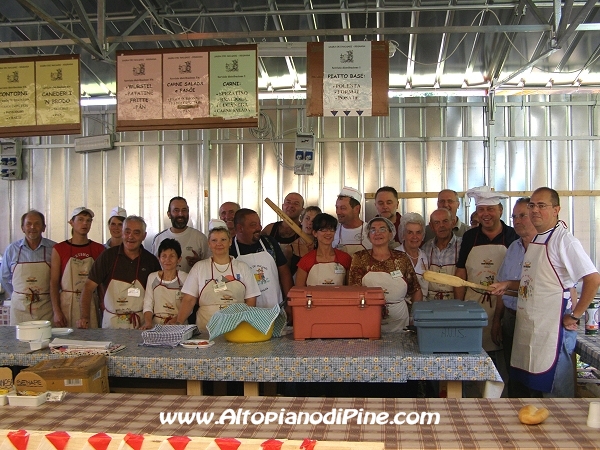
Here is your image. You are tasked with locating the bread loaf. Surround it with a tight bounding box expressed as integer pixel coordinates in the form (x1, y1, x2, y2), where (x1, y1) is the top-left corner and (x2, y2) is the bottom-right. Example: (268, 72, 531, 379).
(518, 404, 549, 425)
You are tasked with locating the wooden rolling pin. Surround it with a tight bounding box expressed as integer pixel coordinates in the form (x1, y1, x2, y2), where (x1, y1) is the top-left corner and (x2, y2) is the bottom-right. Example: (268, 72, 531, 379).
(423, 270, 493, 292)
(264, 197, 314, 244)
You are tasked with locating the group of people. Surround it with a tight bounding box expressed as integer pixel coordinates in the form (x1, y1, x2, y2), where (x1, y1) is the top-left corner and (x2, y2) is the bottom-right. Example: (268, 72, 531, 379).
(1, 185, 598, 399)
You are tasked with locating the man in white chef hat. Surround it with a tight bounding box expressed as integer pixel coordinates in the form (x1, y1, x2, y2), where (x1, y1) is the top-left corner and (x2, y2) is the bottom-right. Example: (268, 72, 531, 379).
(332, 186, 372, 257)
(454, 186, 519, 370)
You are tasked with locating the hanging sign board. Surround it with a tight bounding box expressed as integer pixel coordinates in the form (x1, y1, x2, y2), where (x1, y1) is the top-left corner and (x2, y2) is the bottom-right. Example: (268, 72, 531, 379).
(307, 41, 389, 117)
(323, 42, 372, 116)
(209, 50, 257, 119)
(163, 52, 209, 119)
(117, 54, 163, 121)
(0, 55, 81, 138)
(117, 45, 258, 131)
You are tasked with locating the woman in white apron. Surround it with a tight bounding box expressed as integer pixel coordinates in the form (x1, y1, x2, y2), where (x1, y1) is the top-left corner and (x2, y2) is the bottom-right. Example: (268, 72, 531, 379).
(10, 246, 53, 325)
(295, 213, 352, 287)
(511, 223, 576, 396)
(170, 221, 261, 334)
(395, 212, 429, 301)
(141, 239, 188, 328)
(349, 217, 423, 332)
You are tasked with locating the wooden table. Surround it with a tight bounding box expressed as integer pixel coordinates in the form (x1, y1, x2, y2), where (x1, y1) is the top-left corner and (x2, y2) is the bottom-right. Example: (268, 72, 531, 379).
(1, 394, 599, 449)
(0, 326, 503, 398)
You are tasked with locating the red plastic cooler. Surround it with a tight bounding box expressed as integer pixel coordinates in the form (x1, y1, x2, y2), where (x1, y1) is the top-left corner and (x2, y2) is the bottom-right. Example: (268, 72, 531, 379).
(287, 286, 385, 340)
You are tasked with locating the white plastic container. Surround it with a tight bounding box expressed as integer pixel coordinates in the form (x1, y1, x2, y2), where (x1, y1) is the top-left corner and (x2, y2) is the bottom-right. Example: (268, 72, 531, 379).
(7, 392, 47, 406)
(0, 390, 15, 406)
(16, 321, 52, 342)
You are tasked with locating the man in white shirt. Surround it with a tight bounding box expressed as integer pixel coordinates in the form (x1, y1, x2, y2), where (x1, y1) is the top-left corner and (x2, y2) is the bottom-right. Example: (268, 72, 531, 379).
(152, 197, 209, 273)
(331, 186, 372, 257)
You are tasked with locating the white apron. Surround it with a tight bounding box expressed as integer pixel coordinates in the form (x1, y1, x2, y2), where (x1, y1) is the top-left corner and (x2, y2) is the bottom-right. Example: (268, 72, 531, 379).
(335, 226, 367, 257)
(151, 272, 184, 325)
(427, 240, 459, 300)
(362, 270, 408, 332)
(10, 247, 53, 325)
(306, 259, 346, 286)
(60, 255, 98, 328)
(511, 225, 567, 392)
(464, 240, 506, 352)
(234, 237, 282, 308)
(197, 259, 247, 333)
(102, 254, 145, 329)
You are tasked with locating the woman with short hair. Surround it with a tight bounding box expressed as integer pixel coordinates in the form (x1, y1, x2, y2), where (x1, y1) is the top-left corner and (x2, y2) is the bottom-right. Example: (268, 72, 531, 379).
(349, 217, 422, 332)
(395, 212, 429, 299)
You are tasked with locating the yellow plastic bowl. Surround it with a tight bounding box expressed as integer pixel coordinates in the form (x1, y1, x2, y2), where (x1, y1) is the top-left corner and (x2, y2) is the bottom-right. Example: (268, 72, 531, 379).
(224, 321, 274, 343)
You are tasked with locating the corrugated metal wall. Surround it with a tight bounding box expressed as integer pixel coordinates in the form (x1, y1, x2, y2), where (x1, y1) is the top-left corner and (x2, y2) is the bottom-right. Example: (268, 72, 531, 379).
(1, 94, 598, 266)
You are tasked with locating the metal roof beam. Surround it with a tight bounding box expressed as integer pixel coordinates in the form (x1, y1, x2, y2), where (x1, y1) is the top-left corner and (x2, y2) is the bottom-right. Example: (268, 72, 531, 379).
(268, 0, 297, 80)
(14, 0, 106, 60)
(67, 0, 102, 54)
(555, 8, 600, 71)
(303, 0, 319, 42)
(107, 10, 151, 54)
(405, 0, 421, 87)
(556, 0, 597, 46)
(435, 0, 456, 87)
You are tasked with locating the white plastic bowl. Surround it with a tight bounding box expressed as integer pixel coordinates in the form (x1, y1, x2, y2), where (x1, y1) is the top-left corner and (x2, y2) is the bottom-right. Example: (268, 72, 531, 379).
(16, 321, 52, 342)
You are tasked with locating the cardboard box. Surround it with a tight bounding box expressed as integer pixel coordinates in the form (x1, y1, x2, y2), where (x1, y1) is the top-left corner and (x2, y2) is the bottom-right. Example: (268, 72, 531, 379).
(288, 286, 385, 340)
(22, 355, 109, 393)
(412, 300, 488, 354)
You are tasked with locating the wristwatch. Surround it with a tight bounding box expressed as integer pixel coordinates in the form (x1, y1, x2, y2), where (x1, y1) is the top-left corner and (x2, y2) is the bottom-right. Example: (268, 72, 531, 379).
(568, 312, 581, 323)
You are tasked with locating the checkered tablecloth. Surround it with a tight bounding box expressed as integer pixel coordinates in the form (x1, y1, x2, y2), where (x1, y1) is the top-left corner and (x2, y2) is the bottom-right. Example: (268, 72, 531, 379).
(577, 330, 600, 369)
(0, 394, 598, 449)
(0, 327, 502, 385)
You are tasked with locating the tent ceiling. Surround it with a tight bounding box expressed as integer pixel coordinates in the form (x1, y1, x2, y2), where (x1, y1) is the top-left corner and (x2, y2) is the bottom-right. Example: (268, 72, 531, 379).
(0, 0, 598, 97)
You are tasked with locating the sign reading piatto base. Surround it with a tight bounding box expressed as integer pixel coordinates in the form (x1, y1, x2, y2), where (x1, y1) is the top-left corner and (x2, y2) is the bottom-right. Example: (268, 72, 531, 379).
(116, 45, 258, 132)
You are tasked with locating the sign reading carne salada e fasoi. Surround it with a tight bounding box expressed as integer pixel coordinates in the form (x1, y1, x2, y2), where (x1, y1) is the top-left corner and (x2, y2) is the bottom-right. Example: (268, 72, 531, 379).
(117, 54, 162, 121)
(209, 50, 257, 119)
(0, 61, 36, 127)
(35, 58, 80, 125)
(162, 52, 209, 119)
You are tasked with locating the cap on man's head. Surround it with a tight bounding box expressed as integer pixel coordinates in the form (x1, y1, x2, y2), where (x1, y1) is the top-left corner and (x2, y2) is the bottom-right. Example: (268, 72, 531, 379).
(467, 186, 508, 206)
(71, 207, 94, 219)
(339, 186, 362, 202)
(110, 206, 127, 219)
(208, 218, 228, 230)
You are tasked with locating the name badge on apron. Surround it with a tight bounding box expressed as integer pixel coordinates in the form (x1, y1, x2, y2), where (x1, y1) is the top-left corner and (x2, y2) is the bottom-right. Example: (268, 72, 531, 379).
(128, 287, 141, 297)
(214, 280, 227, 292)
(334, 263, 345, 274)
(390, 270, 403, 279)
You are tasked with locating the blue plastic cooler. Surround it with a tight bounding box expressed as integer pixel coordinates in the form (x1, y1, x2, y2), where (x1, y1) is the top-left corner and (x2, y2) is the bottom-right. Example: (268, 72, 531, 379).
(412, 300, 488, 354)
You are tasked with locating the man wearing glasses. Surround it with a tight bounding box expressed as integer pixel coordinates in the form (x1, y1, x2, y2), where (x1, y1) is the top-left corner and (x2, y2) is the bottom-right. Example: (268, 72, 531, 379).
(493, 187, 600, 397)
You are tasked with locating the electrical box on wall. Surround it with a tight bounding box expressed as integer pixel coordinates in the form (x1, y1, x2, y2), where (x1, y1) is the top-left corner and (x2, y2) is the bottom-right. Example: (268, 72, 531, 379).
(294, 132, 315, 175)
(0, 139, 23, 180)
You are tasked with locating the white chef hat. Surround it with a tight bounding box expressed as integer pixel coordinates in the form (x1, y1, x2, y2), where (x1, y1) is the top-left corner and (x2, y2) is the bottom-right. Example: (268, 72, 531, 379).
(71, 207, 94, 219)
(339, 186, 362, 202)
(109, 206, 127, 219)
(208, 218, 228, 230)
(466, 186, 509, 206)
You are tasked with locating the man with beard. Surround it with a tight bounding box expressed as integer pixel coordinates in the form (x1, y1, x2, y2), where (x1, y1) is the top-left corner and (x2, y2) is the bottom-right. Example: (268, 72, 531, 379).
(152, 197, 209, 273)
(332, 186, 372, 257)
(230, 208, 293, 309)
(219, 201, 240, 236)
